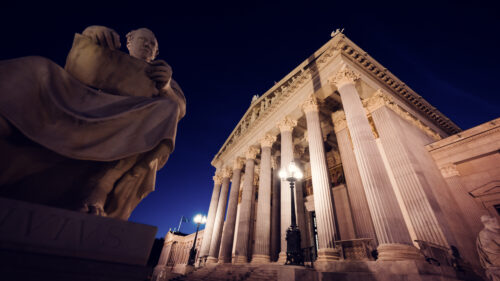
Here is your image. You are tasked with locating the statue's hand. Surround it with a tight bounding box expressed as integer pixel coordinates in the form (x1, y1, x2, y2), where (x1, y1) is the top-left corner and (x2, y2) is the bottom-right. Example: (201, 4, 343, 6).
(147, 60, 172, 90)
(82, 25, 121, 50)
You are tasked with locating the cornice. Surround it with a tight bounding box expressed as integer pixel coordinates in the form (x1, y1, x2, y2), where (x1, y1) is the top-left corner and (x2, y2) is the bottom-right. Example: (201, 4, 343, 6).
(212, 31, 462, 166)
(335, 34, 461, 136)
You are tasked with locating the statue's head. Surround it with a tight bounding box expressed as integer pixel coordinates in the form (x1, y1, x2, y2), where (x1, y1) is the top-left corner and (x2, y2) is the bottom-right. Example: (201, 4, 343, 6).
(126, 28, 159, 62)
(481, 215, 500, 232)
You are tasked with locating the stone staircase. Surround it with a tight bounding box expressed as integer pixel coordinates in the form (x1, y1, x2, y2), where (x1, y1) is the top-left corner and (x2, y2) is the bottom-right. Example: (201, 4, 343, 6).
(169, 264, 279, 281)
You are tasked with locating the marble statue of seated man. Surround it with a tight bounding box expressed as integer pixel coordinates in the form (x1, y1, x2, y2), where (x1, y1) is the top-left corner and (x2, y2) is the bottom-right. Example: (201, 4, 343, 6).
(0, 25, 186, 220)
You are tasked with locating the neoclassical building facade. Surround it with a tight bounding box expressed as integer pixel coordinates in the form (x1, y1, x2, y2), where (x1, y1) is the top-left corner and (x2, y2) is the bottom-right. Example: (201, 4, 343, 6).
(154, 31, 499, 277)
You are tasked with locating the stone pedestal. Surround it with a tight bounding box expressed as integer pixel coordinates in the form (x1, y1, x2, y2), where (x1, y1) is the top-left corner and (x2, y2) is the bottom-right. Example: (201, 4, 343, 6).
(0, 197, 156, 281)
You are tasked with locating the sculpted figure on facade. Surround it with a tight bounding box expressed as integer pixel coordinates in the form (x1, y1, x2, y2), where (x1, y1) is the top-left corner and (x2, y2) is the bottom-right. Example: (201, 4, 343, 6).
(477, 215, 500, 281)
(0, 25, 186, 220)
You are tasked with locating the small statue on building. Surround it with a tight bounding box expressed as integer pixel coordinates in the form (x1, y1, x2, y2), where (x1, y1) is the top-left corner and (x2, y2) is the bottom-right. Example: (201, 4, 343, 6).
(477, 215, 500, 281)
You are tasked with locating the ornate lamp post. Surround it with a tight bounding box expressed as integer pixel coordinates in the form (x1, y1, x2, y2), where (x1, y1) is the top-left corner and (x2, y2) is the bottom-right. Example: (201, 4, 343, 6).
(279, 161, 304, 266)
(187, 214, 206, 266)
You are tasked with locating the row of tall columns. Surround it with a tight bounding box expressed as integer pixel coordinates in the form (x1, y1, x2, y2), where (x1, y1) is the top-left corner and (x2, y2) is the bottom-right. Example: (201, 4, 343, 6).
(198, 174, 222, 261)
(302, 96, 340, 262)
(200, 66, 442, 266)
(218, 159, 244, 263)
(206, 167, 232, 263)
(233, 147, 259, 263)
(330, 66, 422, 260)
(331, 110, 377, 242)
(251, 135, 276, 263)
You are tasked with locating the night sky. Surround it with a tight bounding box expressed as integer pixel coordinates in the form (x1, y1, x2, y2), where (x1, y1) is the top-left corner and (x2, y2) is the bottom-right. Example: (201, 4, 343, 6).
(1, 1, 498, 237)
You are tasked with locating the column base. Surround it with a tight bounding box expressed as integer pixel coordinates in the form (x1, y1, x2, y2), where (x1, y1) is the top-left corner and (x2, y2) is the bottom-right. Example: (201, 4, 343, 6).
(277, 251, 287, 264)
(314, 248, 341, 272)
(377, 243, 424, 261)
(232, 255, 248, 264)
(251, 254, 270, 264)
(205, 256, 218, 264)
(217, 255, 231, 264)
(316, 248, 340, 262)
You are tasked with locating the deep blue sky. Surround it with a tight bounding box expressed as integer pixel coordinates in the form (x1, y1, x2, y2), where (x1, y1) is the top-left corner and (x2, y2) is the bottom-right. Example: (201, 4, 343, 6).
(1, 1, 498, 237)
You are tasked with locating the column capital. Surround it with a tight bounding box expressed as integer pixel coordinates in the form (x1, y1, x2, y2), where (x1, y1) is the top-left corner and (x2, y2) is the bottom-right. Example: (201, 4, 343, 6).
(233, 157, 245, 170)
(222, 166, 233, 178)
(330, 65, 361, 88)
(440, 164, 460, 178)
(302, 95, 319, 113)
(331, 110, 347, 133)
(246, 146, 260, 160)
(277, 116, 297, 133)
(213, 173, 223, 185)
(260, 134, 277, 148)
(362, 89, 393, 113)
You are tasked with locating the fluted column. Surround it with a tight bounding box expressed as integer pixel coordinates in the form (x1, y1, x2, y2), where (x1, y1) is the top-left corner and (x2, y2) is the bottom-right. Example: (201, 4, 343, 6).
(293, 146, 310, 250)
(330, 67, 421, 261)
(233, 147, 259, 264)
(252, 134, 276, 263)
(332, 110, 377, 242)
(366, 93, 449, 247)
(199, 172, 223, 262)
(276, 117, 297, 263)
(207, 167, 232, 263)
(270, 156, 281, 261)
(302, 96, 340, 263)
(218, 158, 244, 263)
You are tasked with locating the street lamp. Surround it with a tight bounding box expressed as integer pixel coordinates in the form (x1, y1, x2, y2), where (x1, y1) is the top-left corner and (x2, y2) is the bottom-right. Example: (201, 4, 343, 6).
(187, 214, 207, 266)
(279, 161, 304, 266)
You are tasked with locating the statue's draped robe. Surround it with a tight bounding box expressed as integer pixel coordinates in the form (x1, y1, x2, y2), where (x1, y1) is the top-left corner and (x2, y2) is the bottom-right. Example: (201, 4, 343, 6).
(0, 56, 185, 219)
(477, 229, 500, 281)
